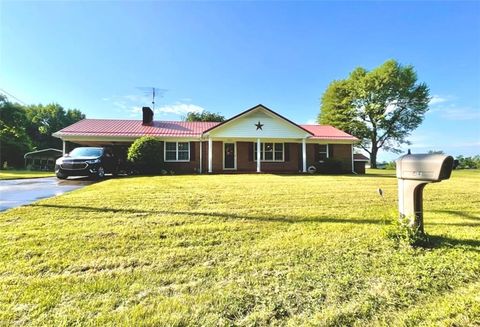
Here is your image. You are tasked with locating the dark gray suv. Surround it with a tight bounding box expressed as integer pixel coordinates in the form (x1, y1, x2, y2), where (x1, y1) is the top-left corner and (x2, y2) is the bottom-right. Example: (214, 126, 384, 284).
(55, 147, 118, 179)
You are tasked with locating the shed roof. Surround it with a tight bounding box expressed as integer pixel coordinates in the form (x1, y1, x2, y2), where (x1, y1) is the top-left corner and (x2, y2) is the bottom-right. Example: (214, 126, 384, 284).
(353, 153, 370, 162)
(24, 148, 63, 159)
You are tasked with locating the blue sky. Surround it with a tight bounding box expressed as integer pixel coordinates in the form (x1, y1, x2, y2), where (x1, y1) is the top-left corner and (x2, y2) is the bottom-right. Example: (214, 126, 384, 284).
(1, 1, 479, 161)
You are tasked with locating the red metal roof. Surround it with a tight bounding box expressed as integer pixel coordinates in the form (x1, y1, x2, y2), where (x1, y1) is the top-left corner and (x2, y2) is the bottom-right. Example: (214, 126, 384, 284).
(54, 119, 357, 141)
(300, 125, 358, 141)
(55, 119, 220, 137)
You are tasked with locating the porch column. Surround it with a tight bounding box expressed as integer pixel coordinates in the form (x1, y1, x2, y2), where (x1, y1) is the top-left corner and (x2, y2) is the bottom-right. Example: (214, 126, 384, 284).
(199, 141, 203, 174)
(256, 138, 261, 173)
(302, 138, 307, 173)
(62, 140, 66, 155)
(208, 138, 213, 173)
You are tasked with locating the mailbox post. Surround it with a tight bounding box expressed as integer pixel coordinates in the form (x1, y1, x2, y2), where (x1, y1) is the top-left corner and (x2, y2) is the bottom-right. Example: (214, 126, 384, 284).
(395, 153, 454, 234)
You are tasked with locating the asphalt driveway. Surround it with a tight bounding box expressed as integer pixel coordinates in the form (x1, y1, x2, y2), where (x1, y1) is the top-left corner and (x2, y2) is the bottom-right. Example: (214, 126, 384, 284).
(0, 177, 94, 211)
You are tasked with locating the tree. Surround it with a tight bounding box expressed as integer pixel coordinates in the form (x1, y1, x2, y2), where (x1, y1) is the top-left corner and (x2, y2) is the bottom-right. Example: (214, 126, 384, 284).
(456, 155, 480, 169)
(25, 103, 85, 149)
(318, 60, 430, 168)
(0, 95, 32, 167)
(183, 111, 225, 122)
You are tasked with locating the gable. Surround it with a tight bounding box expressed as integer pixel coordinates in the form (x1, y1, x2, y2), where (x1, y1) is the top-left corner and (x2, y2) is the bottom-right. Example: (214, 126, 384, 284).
(204, 105, 312, 139)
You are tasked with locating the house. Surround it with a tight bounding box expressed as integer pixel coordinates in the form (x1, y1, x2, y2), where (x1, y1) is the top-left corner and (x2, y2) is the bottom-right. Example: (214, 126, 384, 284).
(53, 104, 359, 174)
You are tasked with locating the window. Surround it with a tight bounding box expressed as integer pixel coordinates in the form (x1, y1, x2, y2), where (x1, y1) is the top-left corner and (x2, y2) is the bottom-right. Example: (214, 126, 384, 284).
(165, 142, 190, 161)
(318, 144, 329, 161)
(254, 142, 284, 162)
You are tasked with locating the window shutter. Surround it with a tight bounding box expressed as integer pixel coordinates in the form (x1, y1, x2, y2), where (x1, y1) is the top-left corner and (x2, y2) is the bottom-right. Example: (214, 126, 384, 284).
(190, 142, 195, 161)
(328, 144, 334, 158)
(314, 144, 320, 162)
(285, 143, 290, 161)
(248, 142, 253, 161)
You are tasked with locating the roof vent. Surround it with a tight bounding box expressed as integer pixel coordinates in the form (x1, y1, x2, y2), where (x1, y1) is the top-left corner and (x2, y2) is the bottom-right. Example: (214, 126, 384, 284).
(142, 107, 154, 125)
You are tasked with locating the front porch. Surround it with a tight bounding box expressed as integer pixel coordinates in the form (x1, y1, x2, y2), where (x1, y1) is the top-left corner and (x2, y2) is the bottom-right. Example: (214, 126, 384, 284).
(200, 139, 354, 174)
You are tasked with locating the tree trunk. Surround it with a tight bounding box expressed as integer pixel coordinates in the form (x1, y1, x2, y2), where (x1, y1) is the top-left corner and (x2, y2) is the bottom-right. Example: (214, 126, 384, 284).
(370, 145, 378, 168)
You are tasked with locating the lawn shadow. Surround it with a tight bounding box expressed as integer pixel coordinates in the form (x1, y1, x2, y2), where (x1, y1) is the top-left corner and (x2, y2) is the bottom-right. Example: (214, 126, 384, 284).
(432, 210, 480, 221)
(30, 203, 383, 225)
(271, 173, 396, 179)
(422, 234, 480, 253)
(429, 222, 480, 227)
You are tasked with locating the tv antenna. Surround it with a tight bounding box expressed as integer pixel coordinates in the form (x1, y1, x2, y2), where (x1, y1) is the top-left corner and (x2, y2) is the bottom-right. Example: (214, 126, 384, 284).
(136, 87, 167, 110)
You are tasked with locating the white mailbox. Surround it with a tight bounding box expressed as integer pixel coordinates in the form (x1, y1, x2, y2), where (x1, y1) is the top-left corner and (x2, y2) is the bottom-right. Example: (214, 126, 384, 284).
(396, 153, 454, 234)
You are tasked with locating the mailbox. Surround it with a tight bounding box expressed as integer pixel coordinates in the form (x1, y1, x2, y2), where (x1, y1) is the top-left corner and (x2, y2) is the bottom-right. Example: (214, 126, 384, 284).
(395, 153, 454, 234)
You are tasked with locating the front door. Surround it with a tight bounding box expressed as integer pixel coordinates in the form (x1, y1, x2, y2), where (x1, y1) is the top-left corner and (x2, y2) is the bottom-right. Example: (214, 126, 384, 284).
(223, 143, 236, 170)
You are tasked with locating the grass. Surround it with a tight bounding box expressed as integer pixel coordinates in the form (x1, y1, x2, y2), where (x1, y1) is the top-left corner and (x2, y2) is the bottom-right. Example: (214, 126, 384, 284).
(0, 170, 479, 326)
(0, 169, 54, 180)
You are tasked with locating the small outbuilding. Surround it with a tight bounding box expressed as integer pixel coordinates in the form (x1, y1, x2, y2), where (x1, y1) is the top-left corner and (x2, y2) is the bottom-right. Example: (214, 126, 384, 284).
(353, 153, 369, 174)
(24, 148, 63, 171)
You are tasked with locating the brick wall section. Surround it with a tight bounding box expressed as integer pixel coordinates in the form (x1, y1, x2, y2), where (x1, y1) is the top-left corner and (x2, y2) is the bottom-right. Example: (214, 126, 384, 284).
(199, 141, 222, 173)
(331, 144, 352, 171)
(306, 144, 316, 167)
(158, 141, 352, 173)
(160, 141, 201, 173)
(236, 142, 255, 171)
(236, 142, 300, 172)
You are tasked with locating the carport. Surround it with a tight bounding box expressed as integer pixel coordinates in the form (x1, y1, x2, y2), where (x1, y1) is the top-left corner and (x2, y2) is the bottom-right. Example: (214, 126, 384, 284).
(24, 148, 63, 171)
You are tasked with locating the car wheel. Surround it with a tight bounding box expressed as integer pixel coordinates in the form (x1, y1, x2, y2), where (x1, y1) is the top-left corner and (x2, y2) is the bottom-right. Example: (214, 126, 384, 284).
(97, 166, 105, 179)
(56, 173, 68, 180)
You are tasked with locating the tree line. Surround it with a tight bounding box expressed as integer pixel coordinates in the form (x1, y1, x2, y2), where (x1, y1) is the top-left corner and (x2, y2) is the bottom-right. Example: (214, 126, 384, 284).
(0, 95, 85, 168)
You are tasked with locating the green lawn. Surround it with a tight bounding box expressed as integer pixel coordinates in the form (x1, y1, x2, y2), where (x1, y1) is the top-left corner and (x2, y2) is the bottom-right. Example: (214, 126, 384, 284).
(0, 170, 54, 180)
(0, 171, 479, 326)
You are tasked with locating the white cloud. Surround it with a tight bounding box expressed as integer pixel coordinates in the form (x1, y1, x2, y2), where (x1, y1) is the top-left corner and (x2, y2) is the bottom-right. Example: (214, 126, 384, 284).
(438, 107, 480, 120)
(112, 101, 127, 110)
(426, 94, 479, 120)
(103, 94, 152, 114)
(156, 103, 205, 116)
(305, 118, 317, 124)
(429, 95, 448, 105)
(128, 106, 142, 117)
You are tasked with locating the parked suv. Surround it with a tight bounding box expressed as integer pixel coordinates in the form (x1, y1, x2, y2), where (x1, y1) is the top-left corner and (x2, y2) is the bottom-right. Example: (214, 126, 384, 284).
(55, 147, 118, 179)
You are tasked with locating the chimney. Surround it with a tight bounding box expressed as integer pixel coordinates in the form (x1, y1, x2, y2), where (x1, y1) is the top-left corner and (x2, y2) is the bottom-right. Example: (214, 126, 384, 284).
(142, 106, 154, 125)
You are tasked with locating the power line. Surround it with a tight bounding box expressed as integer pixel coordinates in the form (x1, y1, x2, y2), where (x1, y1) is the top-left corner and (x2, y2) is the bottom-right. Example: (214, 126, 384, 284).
(0, 88, 27, 105)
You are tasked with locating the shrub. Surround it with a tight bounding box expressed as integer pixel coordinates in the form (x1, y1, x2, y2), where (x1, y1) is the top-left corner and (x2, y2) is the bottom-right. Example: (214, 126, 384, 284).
(127, 137, 163, 174)
(383, 215, 430, 248)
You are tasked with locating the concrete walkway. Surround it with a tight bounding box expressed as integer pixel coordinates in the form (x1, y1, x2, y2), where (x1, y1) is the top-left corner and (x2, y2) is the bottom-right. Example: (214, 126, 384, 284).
(0, 177, 94, 211)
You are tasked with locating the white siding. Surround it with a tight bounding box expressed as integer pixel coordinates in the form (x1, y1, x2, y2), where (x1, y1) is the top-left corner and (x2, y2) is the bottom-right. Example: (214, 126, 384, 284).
(207, 108, 310, 139)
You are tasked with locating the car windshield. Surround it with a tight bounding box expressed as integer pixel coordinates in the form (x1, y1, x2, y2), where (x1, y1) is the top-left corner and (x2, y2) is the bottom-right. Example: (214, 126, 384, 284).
(68, 148, 103, 157)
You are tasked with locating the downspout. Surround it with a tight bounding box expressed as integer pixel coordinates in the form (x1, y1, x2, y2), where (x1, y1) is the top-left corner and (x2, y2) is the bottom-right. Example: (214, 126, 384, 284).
(351, 143, 357, 174)
(199, 140, 203, 174)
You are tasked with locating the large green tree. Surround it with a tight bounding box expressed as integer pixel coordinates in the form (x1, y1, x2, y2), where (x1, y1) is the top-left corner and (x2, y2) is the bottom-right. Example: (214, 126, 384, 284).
(0, 95, 32, 167)
(25, 103, 85, 149)
(0, 96, 85, 168)
(318, 60, 430, 168)
(183, 111, 225, 122)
